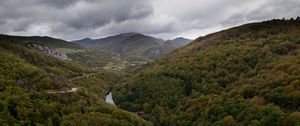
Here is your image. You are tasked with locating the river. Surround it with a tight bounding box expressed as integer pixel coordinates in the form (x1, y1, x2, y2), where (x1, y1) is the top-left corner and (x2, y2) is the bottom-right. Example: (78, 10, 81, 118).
(105, 91, 115, 105)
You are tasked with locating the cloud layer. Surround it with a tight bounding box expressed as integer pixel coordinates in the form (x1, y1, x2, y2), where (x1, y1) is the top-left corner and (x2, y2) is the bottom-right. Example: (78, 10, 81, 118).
(0, 0, 299, 40)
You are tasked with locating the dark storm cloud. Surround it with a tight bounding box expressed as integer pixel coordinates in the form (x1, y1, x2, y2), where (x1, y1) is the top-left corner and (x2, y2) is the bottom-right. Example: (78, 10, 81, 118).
(63, 0, 153, 29)
(0, 0, 153, 39)
(0, 0, 299, 40)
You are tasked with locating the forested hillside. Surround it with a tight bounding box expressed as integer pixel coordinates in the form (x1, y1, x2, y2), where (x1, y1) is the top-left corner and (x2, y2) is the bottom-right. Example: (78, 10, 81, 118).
(113, 19, 300, 125)
(0, 34, 83, 50)
(0, 39, 151, 125)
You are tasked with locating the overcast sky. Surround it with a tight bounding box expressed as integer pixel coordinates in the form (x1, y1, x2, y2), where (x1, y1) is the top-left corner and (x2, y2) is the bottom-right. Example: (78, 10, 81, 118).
(0, 0, 299, 40)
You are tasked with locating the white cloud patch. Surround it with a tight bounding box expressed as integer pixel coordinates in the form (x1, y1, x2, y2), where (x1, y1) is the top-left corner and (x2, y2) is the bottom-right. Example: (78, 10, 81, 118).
(0, 0, 299, 40)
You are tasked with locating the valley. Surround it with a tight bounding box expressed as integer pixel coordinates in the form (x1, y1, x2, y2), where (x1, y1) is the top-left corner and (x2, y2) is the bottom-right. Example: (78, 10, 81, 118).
(1, 0, 300, 125)
(0, 34, 152, 125)
(0, 19, 299, 126)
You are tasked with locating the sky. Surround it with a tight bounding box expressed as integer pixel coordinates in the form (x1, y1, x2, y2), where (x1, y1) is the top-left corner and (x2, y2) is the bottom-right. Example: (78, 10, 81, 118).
(0, 0, 299, 40)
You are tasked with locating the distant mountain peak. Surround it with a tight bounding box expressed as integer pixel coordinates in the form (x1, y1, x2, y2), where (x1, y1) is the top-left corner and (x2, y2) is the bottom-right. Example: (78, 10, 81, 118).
(114, 32, 146, 38)
(82, 37, 92, 40)
(120, 32, 140, 35)
(164, 37, 192, 47)
(72, 32, 165, 48)
(169, 37, 190, 41)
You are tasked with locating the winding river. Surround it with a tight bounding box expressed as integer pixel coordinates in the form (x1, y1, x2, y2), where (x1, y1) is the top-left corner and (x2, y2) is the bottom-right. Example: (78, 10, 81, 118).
(105, 91, 115, 105)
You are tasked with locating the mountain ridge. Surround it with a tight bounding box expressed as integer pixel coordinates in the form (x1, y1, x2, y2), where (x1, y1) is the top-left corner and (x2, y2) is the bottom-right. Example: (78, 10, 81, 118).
(72, 33, 191, 65)
(113, 19, 300, 125)
(72, 32, 165, 48)
(0, 34, 83, 49)
(73, 33, 191, 48)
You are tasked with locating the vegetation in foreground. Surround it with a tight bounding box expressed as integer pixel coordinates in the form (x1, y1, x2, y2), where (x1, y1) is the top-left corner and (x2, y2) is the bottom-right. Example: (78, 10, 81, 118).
(113, 19, 300, 126)
(1, 18, 300, 126)
(0, 39, 151, 125)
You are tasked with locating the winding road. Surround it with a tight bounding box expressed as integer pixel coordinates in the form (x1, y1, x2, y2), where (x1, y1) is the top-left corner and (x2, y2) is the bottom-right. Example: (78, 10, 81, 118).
(46, 87, 78, 94)
(46, 72, 98, 94)
(47, 73, 116, 108)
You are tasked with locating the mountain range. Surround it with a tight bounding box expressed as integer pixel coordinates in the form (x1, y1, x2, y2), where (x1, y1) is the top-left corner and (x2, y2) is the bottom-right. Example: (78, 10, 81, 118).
(1, 19, 300, 125)
(72, 33, 191, 69)
(73, 33, 191, 62)
(73, 32, 191, 49)
(0, 33, 191, 71)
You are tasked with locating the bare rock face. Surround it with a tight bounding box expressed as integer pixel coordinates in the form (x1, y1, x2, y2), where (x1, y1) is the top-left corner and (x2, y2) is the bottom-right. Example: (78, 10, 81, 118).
(27, 42, 71, 61)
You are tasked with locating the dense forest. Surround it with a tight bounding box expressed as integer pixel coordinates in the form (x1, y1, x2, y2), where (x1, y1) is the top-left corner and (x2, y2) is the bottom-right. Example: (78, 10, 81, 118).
(1, 0, 300, 125)
(1, 18, 300, 126)
(113, 19, 300, 125)
(0, 39, 151, 125)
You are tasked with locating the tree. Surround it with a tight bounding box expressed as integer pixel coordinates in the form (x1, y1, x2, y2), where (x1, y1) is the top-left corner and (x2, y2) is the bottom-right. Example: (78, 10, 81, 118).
(52, 113, 60, 126)
(143, 103, 152, 113)
(215, 116, 237, 126)
(184, 82, 192, 96)
(243, 86, 259, 99)
(282, 112, 300, 126)
(46, 118, 54, 126)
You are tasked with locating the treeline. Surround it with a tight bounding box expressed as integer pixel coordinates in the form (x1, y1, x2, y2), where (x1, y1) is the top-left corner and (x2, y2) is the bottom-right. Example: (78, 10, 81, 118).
(113, 19, 300, 125)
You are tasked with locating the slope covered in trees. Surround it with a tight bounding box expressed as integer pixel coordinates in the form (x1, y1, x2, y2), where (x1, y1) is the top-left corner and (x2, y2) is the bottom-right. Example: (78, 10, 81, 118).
(0, 39, 151, 125)
(0, 34, 83, 50)
(113, 19, 300, 125)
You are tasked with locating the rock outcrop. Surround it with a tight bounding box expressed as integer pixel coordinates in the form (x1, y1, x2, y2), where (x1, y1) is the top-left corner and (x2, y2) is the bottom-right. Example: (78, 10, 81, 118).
(27, 42, 71, 61)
